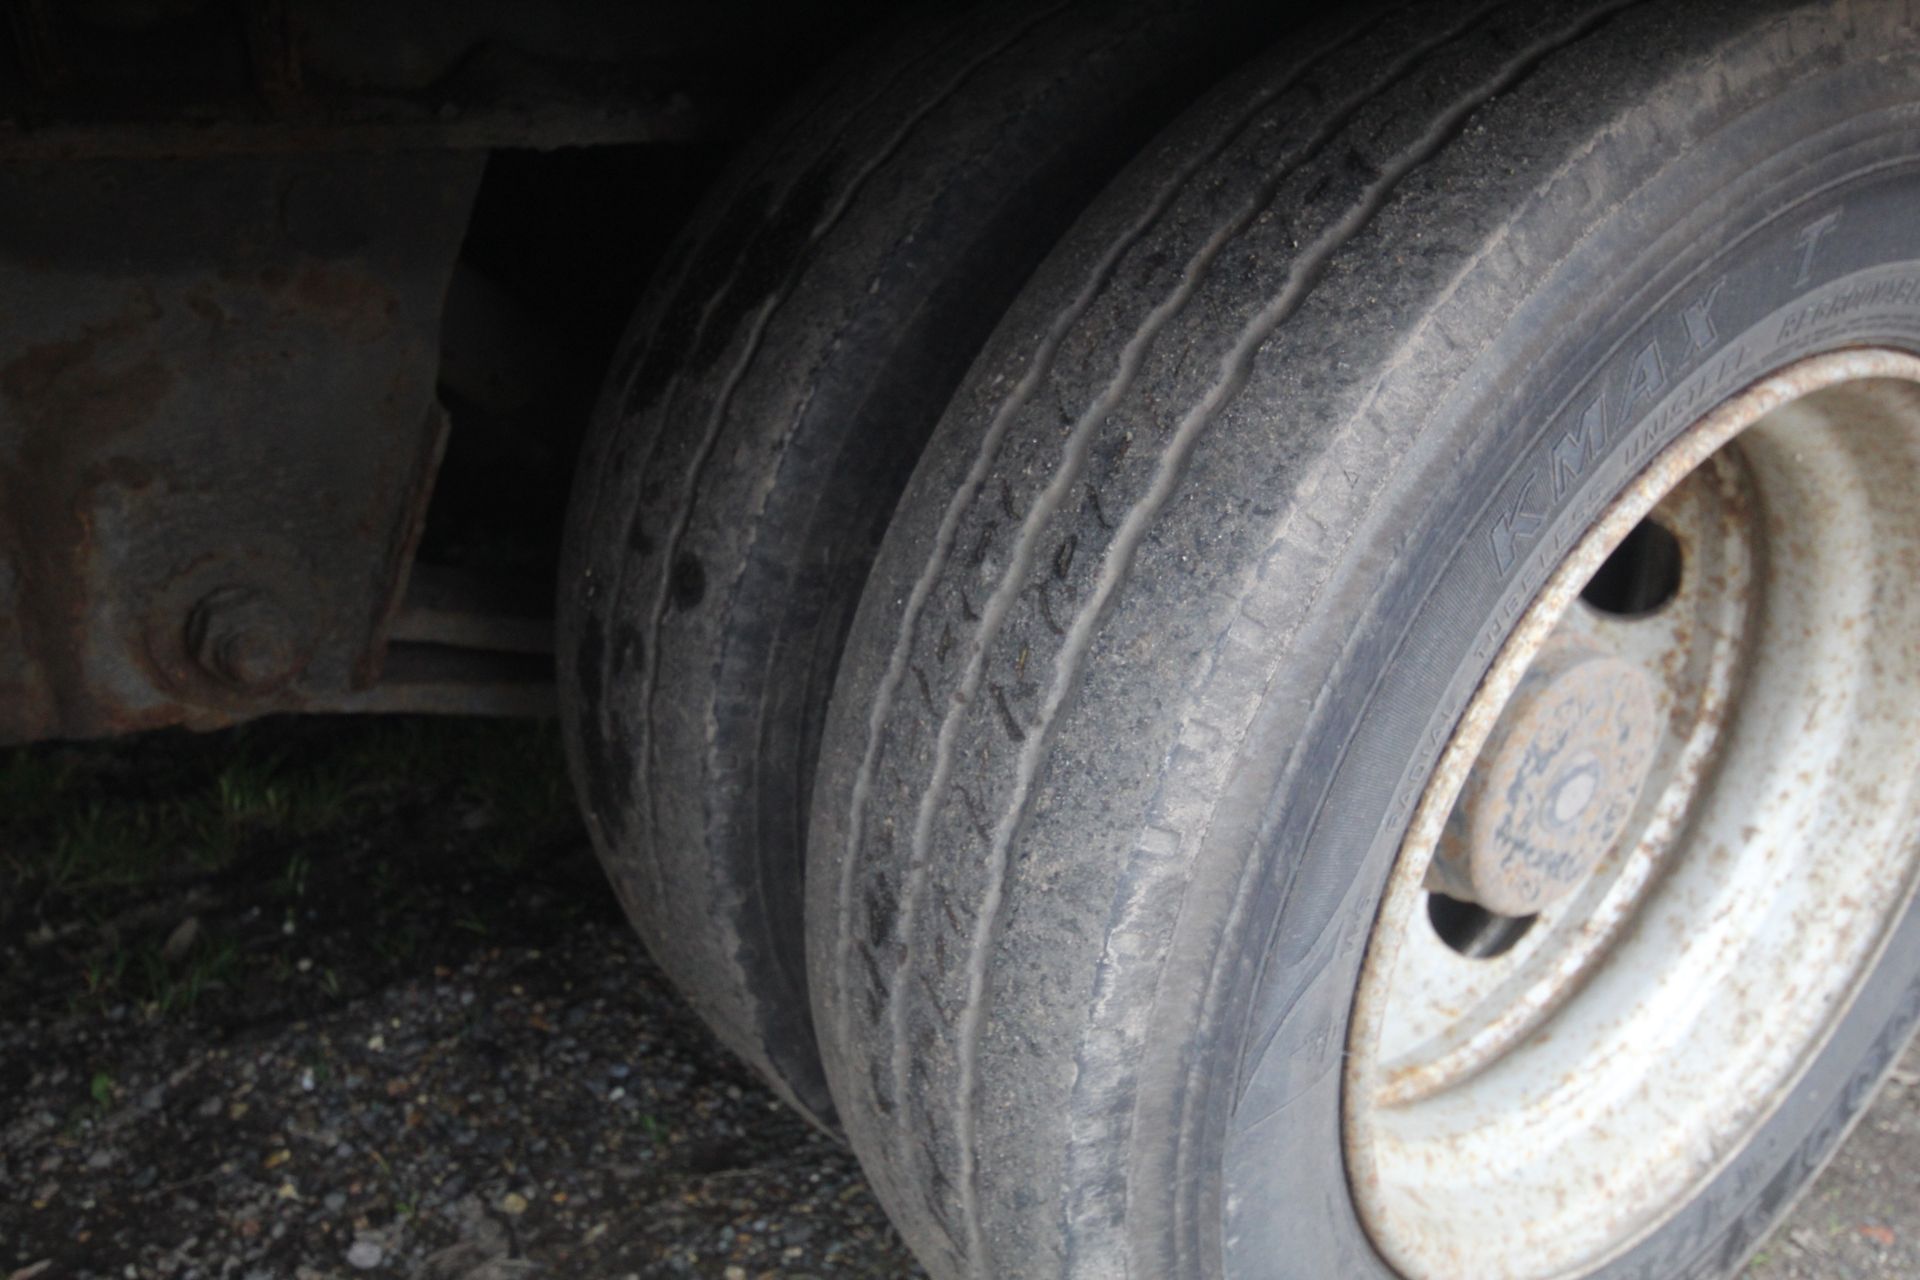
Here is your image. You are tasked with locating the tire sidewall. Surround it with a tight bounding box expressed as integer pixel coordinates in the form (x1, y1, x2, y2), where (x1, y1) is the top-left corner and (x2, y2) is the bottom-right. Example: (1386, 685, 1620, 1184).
(1161, 42, 1920, 1280)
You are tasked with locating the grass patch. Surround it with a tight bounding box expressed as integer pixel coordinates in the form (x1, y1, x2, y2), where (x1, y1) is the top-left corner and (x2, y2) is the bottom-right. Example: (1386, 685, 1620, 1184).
(1, 715, 587, 1022)
(2, 717, 574, 901)
(89, 931, 245, 1017)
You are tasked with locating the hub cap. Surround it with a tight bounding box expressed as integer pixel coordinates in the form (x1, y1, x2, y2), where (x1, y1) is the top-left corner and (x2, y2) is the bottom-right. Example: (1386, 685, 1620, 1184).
(1345, 350, 1920, 1280)
(1430, 645, 1659, 918)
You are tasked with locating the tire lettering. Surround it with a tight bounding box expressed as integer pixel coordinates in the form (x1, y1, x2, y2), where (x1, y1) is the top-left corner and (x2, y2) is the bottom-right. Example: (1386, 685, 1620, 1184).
(1488, 473, 1546, 573)
(1682, 275, 1727, 354)
(1487, 282, 1766, 583)
(1551, 391, 1609, 497)
(1778, 273, 1920, 342)
(1792, 209, 1843, 287)
(1617, 338, 1668, 424)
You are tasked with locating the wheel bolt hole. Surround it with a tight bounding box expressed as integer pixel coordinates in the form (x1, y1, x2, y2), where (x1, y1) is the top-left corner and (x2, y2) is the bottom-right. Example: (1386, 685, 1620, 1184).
(1580, 517, 1683, 617)
(1427, 892, 1536, 960)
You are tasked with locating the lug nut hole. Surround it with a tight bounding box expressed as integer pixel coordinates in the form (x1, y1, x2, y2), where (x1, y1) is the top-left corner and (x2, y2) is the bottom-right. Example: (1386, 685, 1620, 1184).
(1427, 892, 1536, 960)
(1580, 517, 1683, 617)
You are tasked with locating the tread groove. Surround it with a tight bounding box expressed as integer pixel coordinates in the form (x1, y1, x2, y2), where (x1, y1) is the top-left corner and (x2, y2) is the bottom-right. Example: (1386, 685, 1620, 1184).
(578, 10, 982, 905)
(627, 0, 1078, 886)
(941, 3, 1655, 1269)
(812, 1, 1664, 1270)
(862, 3, 1526, 1264)
(824, 8, 1419, 1168)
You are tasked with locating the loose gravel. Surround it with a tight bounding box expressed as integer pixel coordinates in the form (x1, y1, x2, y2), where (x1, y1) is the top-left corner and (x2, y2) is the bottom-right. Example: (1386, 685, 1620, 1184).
(2, 918, 920, 1279)
(0, 720, 921, 1279)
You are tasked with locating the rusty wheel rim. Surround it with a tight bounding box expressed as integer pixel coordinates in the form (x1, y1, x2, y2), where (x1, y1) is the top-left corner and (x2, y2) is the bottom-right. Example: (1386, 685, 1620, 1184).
(1344, 350, 1920, 1280)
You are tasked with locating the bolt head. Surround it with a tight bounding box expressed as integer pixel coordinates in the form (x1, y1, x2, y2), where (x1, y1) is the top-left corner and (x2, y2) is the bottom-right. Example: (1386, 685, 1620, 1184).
(185, 586, 306, 695)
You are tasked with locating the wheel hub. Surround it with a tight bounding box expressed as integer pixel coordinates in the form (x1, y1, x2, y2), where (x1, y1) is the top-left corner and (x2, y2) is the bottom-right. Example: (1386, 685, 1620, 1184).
(1432, 646, 1658, 916)
(1345, 350, 1920, 1280)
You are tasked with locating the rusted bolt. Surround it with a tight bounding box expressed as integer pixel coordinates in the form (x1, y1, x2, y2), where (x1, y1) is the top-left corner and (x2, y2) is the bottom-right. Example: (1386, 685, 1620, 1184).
(1430, 645, 1659, 916)
(184, 586, 307, 695)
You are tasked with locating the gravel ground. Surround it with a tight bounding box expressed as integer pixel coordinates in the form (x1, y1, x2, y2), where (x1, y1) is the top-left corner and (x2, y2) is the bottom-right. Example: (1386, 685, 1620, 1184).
(0, 718, 1913, 1280)
(0, 920, 920, 1279)
(0, 720, 920, 1280)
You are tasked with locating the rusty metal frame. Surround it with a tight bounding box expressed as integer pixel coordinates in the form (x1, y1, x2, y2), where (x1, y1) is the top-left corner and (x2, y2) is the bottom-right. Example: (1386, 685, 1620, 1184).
(0, 0, 862, 159)
(0, 150, 485, 744)
(0, 0, 908, 744)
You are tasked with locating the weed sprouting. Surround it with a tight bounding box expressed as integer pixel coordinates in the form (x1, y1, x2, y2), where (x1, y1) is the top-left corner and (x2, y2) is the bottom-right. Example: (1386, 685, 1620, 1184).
(279, 850, 313, 900)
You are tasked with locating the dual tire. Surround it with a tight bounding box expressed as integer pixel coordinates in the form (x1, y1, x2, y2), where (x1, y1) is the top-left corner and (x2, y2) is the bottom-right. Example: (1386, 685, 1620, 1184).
(564, 2, 1920, 1277)
(559, 0, 1285, 1125)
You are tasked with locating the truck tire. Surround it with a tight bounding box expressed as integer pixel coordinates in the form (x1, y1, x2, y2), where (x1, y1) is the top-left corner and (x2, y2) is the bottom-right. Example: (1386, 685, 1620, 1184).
(558, 0, 1288, 1126)
(805, 1, 1920, 1277)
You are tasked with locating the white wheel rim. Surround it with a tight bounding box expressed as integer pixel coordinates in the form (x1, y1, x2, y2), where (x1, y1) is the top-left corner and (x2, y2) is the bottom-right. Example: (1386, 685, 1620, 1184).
(1345, 350, 1920, 1280)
